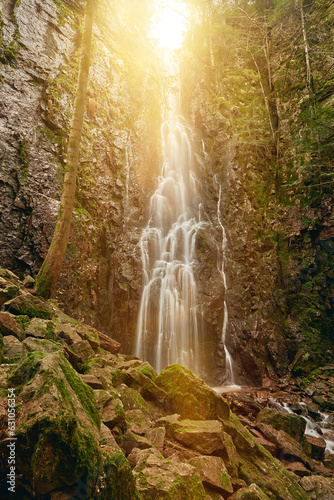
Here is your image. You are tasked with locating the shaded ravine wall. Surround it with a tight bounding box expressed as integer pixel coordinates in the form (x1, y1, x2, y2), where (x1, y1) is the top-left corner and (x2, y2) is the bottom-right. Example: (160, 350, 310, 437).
(0, 0, 159, 353)
(179, 0, 334, 385)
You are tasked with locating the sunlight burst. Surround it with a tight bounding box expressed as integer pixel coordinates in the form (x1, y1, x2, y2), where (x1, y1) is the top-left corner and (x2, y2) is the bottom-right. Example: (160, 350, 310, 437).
(151, 0, 188, 51)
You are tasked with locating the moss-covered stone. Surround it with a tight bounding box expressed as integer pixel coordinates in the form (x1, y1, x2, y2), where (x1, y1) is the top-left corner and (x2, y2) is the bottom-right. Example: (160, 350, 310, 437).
(156, 364, 229, 420)
(8, 351, 48, 386)
(16, 413, 101, 495)
(59, 355, 100, 429)
(256, 407, 306, 441)
(5, 293, 53, 319)
(102, 451, 140, 499)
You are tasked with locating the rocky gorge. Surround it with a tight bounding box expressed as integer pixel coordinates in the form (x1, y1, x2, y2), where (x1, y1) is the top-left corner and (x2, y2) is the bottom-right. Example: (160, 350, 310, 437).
(0, 0, 334, 497)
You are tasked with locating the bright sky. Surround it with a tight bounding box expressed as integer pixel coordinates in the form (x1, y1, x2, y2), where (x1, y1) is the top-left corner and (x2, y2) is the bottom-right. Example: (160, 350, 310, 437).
(151, 0, 188, 51)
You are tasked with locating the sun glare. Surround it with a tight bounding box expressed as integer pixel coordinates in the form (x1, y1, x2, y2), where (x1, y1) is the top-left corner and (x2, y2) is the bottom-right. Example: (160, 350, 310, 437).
(151, 1, 188, 51)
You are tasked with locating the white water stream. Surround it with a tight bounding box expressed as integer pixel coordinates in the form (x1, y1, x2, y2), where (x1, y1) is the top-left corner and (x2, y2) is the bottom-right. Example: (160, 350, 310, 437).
(134, 112, 206, 374)
(214, 175, 236, 385)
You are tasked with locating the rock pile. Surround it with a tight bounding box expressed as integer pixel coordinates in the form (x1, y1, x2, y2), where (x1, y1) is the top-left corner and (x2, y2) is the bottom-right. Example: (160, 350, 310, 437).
(0, 268, 323, 498)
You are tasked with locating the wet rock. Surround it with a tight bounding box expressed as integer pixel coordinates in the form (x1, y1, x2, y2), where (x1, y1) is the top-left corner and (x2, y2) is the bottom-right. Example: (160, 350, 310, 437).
(256, 407, 306, 441)
(280, 460, 311, 478)
(256, 422, 314, 471)
(189, 455, 233, 496)
(300, 475, 334, 499)
(156, 363, 230, 420)
(303, 435, 327, 461)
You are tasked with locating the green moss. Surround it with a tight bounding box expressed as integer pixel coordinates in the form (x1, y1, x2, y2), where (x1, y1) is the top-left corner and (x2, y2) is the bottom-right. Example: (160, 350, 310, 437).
(19, 139, 30, 180)
(21, 413, 101, 487)
(102, 451, 139, 499)
(16, 315, 31, 329)
(8, 351, 48, 386)
(59, 357, 100, 429)
(156, 364, 229, 421)
(167, 473, 206, 500)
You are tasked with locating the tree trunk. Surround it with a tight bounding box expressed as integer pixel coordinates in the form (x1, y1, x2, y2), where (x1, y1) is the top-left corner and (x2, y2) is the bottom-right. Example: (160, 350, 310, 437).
(34, 0, 95, 299)
(299, 1, 313, 91)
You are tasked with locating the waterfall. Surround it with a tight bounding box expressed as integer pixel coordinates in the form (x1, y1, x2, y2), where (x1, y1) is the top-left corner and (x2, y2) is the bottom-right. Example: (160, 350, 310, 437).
(134, 112, 205, 375)
(214, 175, 237, 385)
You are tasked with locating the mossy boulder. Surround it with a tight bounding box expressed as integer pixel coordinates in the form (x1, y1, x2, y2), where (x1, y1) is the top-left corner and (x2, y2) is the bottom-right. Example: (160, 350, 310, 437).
(156, 364, 229, 420)
(101, 451, 140, 499)
(7, 352, 102, 494)
(4, 292, 53, 319)
(133, 448, 207, 499)
(256, 408, 306, 441)
(0, 283, 20, 306)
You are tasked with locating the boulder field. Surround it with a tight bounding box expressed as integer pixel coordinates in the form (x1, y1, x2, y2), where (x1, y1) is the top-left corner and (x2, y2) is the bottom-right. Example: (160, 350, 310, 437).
(0, 268, 333, 498)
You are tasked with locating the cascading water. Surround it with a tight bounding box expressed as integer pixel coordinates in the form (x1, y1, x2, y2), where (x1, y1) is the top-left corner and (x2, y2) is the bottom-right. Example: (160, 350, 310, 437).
(214, 174, 237, 385)
(134, 109, 206, 375)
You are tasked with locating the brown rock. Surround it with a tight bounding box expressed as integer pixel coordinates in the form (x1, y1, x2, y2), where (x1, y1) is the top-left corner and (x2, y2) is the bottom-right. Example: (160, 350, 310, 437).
(189, 455, 233, 496)
(3, 335, 24, 360)
(146, 427, 166, 451)
(228, 483, 269, 499)
(280, 460, 311, 478)
(257, 422, 314, 471)
(80, 374, 103, 390)
(98, 330, 121, 354)
(122, 430, 152, 455)
(162, 418, 225, 455)
(0, 311, 24, 340)
(300, 475, 334, 499)
(249, 427, 278, 456)
(303, 434, 326, 461)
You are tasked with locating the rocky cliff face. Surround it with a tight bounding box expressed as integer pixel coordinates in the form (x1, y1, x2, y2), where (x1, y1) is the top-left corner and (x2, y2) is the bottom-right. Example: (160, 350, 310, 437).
(179, 0, 334, 386)
(0, 0, 159, 356)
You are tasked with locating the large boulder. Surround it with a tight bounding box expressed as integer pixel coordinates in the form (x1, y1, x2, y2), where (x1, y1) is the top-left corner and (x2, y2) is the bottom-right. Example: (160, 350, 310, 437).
(133, 448, 207, 499)
(189, 455, 233, 496)
(3, 292, 53, 319)
(256, 407, 306, 442)
(5, 351, 101, 494)
(156, 364, 229, 420)
(300, 475, 334, 500)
